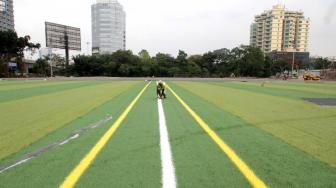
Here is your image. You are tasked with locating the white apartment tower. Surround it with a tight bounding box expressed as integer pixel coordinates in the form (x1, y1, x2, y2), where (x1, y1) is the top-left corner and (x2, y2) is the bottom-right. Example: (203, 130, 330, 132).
(250, 4, 309, 53)
(91, 0, 126, 54)
(0, 0, 14, 31)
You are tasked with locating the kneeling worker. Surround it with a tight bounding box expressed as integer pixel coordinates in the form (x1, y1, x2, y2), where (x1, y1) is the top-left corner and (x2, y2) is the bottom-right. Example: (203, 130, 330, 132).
(156, 80, 166, 99)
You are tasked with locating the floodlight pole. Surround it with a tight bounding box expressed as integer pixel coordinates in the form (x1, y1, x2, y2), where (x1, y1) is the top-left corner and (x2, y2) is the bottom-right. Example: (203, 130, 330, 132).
(50, 62, 53, 77)
(48, 48, 53, 77)
(65, 35, 69, 67)
(291, 51, 295, 78)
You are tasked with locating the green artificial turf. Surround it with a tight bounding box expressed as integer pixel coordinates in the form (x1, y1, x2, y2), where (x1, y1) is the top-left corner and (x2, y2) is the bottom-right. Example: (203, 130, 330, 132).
(1, 80, 335, 188)
(257, 82, 336, 95)
(76, 83, 161, 187)
(0, 81, 106, 103)
(0, 80, 79, 91)
(0, 81, 147, 187)
(168, 82, 336, 187)
(173, 81, 336, 167)
(206, 81, 336, 99)
(163, 88, 250, 187)
(0, 81, 139, 160)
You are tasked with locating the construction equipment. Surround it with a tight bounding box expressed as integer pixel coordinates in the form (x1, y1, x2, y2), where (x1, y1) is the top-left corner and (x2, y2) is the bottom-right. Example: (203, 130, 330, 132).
(303, 72, 320, 81)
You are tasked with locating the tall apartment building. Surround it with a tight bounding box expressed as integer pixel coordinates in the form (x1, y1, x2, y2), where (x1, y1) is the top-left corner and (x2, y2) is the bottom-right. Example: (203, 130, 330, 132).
(0, 0, 15, 31)
(91, 0, 126, 54)
(250, 4, 309, 53)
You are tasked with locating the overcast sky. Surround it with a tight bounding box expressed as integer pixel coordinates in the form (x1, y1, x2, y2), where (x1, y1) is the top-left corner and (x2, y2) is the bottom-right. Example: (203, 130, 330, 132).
(14, 0, 336, 57)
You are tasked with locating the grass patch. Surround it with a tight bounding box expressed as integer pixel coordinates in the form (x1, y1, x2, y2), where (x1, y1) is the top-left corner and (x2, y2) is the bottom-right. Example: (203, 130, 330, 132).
(207, 81, 336, 99)
(0, 81, 139, 160)
(169, 82, 336, 187)
(163, 87, 249, 187)
(1, 80, 335, 187)
(76, 83, 162, 187)
(173, 81, 336, 167)
(0, 82, 147, 187)
(0, 80, 79, 91)
(0, 81, 105, 103)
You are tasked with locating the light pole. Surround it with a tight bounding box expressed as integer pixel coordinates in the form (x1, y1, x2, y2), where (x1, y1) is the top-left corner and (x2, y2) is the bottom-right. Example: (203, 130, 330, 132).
(291, 51, 295, 78)
(48, 48, 53, 77)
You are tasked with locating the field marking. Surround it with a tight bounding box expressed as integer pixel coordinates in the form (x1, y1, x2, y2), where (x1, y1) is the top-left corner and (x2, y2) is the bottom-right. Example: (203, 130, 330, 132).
(167, 85, 267, 188)
(158, 99, 177, 188)
(0, 157, 33, 173)
(0, 115, 113, 174)
(59, 82, 151, 188)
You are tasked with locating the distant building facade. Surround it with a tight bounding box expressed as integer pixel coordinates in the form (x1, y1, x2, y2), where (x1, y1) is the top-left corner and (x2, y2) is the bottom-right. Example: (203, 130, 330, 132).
(269, 51, 310, 67)
(91, 0, 126, 54)
(0, 0, 14, 31)
(250, 4, 309, 53)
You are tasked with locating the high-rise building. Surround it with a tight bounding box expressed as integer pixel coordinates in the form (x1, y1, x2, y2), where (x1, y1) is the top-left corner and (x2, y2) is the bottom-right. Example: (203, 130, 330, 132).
(91, 0, 126, 54)
(250, 4, 309, 53)
(0, 0, 15, 31)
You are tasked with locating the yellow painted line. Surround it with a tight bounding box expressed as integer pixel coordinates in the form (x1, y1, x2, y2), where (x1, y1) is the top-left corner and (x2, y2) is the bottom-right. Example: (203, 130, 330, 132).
(167, 85, 267, 188)
(59, 82, 151, 188)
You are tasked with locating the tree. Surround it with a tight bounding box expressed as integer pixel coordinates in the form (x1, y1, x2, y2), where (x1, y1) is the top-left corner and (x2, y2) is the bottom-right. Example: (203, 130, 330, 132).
(264, 55, 273, 77)
(33, 58, 49, 77)
(153, 53, 175, 76)
(103, 61, 118, 76)
(187, 62, 202, 77)
(0, 30, 19, 77)
(72, 55, 92, 76)
(0, 30, 40, 77)
(214, 48, 231, 76)
(176, 50, 188, 65)
(272, 57, 290, 74)
(138, 49, 151, 63)
(310, 57, 330, 70)
(111, 50, 136, 64)
(45, 53, 66, 68)
(16, 35, 41, 77)
(118, 64, 130, 76)
(201, 52, 217, 75)
(188, 55, 203, 66)
(240, 46, 265, 77)
(167, 67, 181, 77)
(61, 46, 286, 78)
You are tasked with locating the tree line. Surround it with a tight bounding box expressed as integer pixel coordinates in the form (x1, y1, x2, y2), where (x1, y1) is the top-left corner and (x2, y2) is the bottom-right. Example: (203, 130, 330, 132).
(1, 30, 334, 78)
(63, 47, 333, 78)
(65, 46, 273, 77)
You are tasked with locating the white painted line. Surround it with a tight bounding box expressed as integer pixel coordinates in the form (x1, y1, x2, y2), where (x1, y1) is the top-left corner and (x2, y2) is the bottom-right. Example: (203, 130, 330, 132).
(59, 134, 80, 146)
(157, 99, 177, 188)
(0, 115, 113, 173)
(0, 157, 33, 173)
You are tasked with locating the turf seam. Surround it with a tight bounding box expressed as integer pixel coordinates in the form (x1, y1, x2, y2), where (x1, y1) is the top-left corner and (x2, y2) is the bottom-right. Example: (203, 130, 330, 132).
(0, 115, 113, 173)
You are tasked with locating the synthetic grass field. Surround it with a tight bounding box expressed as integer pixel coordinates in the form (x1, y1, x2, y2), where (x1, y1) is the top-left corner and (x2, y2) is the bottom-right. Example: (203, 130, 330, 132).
(0, 79, 336, 187)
